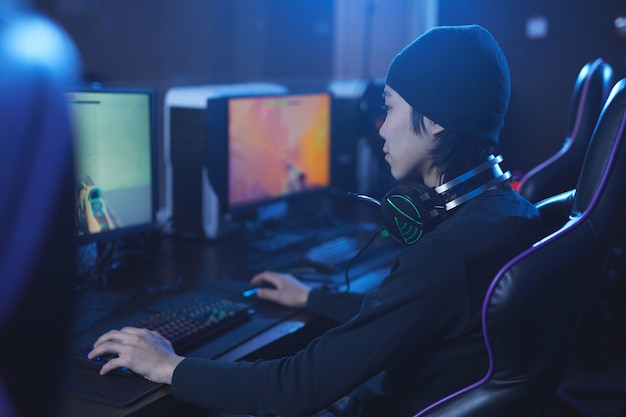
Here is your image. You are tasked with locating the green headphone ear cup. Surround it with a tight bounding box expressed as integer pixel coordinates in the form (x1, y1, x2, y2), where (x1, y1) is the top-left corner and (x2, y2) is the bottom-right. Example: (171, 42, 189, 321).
(380, 183, 443, 245)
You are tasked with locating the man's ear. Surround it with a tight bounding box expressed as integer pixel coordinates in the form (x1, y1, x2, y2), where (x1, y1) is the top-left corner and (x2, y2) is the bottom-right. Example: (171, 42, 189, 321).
(425, 117, 445, 135)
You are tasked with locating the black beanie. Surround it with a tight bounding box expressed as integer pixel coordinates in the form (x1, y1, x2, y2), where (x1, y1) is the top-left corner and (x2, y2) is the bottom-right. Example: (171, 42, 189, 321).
(385, 25, 511, 145)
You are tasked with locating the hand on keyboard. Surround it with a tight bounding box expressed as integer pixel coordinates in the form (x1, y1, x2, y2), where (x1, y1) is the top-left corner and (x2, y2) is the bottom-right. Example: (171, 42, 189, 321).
(76, 295, 252, 381)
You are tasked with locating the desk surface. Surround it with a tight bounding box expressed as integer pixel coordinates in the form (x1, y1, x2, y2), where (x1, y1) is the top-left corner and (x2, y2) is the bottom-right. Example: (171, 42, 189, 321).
(62, 310, 321, 417)
(61, 214, 401, 417)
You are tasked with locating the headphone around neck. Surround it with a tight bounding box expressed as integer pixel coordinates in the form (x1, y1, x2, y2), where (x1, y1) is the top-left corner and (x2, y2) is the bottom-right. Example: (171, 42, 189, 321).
(352, 154, 512, 245)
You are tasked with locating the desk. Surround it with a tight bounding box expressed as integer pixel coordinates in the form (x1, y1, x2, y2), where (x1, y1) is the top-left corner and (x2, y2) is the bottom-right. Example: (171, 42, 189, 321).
(60, 214, 400, 417)
(61, 310, 328, 417)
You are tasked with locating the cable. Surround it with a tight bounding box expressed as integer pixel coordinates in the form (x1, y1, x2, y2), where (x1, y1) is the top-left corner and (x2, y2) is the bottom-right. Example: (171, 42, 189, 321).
(343, 225, 385, 292)
(342, 191, 384, 292)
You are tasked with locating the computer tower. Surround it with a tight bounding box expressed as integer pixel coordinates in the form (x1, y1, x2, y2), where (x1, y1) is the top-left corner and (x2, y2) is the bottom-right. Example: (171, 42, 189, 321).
(328, 79, 394, 199)
(163, 83, 288, 239)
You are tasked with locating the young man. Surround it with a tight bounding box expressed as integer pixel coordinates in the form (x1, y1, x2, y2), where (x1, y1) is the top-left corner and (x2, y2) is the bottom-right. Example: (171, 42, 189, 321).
(89, 25, 544, 417)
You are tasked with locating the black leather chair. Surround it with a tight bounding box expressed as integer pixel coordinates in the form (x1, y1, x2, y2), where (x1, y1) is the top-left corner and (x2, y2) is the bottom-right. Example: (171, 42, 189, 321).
(517, 58, 613, 203)
(0, 10, 80, 417)
(412, 78, 626, 417)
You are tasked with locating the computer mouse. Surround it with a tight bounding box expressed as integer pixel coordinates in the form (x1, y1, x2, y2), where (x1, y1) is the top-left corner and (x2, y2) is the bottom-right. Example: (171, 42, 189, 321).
(76, 344, 136, 377)
(241, 281, 277, 298)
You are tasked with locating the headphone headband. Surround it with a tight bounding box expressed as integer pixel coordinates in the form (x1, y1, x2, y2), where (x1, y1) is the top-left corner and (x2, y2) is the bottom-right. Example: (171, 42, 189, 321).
(438, 155, 511, 210)
(436, 154, 504, 193)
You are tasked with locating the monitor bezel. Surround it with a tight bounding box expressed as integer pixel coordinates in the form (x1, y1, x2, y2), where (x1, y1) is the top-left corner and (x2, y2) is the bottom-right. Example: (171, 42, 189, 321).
(66, 86, 160, 246)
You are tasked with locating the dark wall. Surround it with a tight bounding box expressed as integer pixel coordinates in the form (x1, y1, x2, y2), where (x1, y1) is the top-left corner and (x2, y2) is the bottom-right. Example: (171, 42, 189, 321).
(34, 0, 334, 88)
(439, 0, 626, 175)
(34, 0, 626, 177)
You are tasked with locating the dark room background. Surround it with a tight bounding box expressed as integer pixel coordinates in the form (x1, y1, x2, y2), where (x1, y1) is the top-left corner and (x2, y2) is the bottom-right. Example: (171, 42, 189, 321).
(32, 0, 626, 197)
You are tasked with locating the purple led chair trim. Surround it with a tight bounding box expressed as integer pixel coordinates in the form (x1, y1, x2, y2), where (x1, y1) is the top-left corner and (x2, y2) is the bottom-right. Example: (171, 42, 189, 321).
(517, 59, 600, 190)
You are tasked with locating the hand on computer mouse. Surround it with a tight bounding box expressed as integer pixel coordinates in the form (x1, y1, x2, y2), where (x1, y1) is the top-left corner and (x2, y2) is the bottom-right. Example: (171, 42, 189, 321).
(88, 326, 184, 384)
(250, 271, 312, 308)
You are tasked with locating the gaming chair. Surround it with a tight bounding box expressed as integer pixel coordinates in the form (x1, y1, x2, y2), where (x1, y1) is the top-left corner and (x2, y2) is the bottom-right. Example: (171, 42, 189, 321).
(412, 77, 626, 417)
(0, 10, 80, 417)
(517, 58, 613, 203)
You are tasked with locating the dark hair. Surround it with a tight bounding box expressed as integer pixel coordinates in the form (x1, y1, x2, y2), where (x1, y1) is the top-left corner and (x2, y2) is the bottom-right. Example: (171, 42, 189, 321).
(411, 109, 495, 184)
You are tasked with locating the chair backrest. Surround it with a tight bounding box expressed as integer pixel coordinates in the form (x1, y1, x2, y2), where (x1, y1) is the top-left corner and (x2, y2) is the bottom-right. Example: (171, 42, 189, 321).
(414, 78, 626, 417)
(518, 58, 613, 203)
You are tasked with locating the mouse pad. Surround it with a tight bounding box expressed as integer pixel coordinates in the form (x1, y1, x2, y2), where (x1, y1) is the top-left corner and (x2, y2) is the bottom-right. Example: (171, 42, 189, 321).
(63, 365, 164, 407)
(63, 282, 302, 407)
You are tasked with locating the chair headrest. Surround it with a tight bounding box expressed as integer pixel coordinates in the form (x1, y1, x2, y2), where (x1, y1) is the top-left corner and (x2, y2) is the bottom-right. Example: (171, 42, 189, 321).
(573, 78, 626, 223)
(517, 59, 614, 203)
(566, 58, 614, 141)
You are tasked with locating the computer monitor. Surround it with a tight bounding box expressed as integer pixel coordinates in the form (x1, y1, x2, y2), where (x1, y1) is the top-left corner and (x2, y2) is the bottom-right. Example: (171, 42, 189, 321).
(65, 88, 159, 245)
(207, 90, 332, 224)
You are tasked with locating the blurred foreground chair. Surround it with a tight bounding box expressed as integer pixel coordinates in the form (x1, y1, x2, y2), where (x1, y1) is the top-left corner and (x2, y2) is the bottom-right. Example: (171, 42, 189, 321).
(0, 9, 80, 417)
(518, 58, 613, 203)
(413, 78, 626, 417)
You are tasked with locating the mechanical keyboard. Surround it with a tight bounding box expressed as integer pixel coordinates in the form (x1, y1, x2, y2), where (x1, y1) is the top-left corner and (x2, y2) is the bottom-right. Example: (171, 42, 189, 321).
(248, 230, 317, 253)
(76, 295, 253, 374)
(302, 235, 361, 271)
